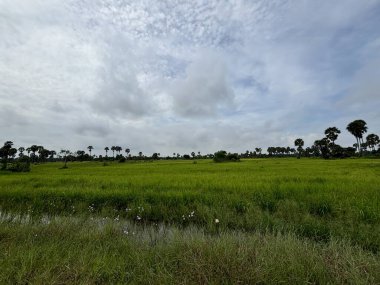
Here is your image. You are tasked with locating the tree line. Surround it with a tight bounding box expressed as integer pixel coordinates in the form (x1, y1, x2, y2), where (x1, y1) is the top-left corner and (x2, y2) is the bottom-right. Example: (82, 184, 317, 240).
(1, 119, 379, 171)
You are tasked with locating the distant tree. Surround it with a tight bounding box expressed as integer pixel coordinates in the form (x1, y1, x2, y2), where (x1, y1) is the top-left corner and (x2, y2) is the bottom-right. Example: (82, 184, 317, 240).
(314, 138, 330, 159)
(366, 134, 379, 152)
(39, 148, 50, 162)
(152, 153, 159, 160)
(0, 141, 14, 169)
(26, 147, 31, 157)
(255, 148, 262, 155)
(213, 150, 239, 162)
(346, 120, 367, 153)
(125, 148, 130, 157)
(18, 147, 25, 157)
(191, 151, 196, 158)
(104, 147, 109, 157)
(60, 150, 71, 168)
(49, 150, 56, 159)
(111, 146, 116, 158)
(324, 127, 341, 145)
(138, 151, 143, 158)
(76, 150, 86, 161)
(294, 138, 304, 159)
(87, 146, 93, 157)
(30, 145, 39, 162)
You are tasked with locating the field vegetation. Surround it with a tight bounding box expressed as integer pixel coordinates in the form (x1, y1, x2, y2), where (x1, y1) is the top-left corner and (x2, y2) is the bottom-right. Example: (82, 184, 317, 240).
(1, 158, 379, 283)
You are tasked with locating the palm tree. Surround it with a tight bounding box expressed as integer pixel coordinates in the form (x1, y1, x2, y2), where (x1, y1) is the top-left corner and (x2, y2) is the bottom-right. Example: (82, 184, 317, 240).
(18, 147, 25, 157)
(87, 146, 94, 157)
(324, 127, 341, 145)
(30, 145, 39, 162)
(294, 138, 304, 159)
(104, 147, 109, 157)
(111, 146, 116, 158)
(26, 147, 31, 157)
(366, 134, 379, 151)
(346, 120, 368, 153)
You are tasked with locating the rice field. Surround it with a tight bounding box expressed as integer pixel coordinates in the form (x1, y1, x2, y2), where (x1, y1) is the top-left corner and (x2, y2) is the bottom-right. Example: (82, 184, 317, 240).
(1, 158, 379, 284)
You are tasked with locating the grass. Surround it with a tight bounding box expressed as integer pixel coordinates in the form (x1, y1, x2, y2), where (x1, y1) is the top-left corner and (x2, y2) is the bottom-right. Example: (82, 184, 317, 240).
(1, 158, 379, 283)
(1, 215, 379, 284)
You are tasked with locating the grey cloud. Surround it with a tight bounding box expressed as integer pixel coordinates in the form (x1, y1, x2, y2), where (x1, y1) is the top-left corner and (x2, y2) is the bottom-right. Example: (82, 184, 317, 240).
(1, 0, 380, 155)
(171, 52, 235, 117)
(349, 57, 380, 104)
(74, 123, 110, 137)
(89, 33, 152, 118)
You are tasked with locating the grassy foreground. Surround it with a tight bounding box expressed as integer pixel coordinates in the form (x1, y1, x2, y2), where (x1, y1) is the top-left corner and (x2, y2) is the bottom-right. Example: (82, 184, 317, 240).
(0, 158, 379, 283)
(1, 215, 379, 284)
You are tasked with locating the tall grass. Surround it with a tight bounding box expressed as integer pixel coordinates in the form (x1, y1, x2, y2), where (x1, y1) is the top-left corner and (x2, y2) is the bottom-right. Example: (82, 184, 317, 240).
(0, 159, 379, 252)
(1, 215, 379, 284)
(2, 160, 380, 248)
(1, 158, 380, 283)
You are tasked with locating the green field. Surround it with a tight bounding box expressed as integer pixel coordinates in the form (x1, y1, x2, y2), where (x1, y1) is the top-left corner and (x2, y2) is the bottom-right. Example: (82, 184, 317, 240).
(1, 159, 380, 284)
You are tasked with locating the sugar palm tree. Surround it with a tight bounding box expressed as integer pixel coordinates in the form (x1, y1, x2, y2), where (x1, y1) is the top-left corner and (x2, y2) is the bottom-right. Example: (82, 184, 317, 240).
(125, 148, 130, 158)
(294, 138, 304, 159)
(116, 146, 122, 155)
(87, 146, 93, 157)
(111, 146, 116, 158)
(30, 145, 39, 162)
(104, 147, 109, 157)
(346, 120, 367, 153)
(18, 147, 25, 157)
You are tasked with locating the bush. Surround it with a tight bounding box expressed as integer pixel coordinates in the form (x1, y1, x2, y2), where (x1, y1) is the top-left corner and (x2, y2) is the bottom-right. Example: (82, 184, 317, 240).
(213, 151, 240, 163)
(7, 157, 31, 172)
(118, 157, 126, 163)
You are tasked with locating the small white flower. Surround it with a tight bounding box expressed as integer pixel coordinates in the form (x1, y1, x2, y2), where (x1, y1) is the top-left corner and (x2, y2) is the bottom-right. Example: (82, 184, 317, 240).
(215, 219, 219, 224)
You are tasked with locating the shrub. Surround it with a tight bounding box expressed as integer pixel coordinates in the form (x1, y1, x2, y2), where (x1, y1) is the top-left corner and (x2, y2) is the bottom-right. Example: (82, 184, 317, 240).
(7, 157, 31, 172)
(213, 150, 240, 163)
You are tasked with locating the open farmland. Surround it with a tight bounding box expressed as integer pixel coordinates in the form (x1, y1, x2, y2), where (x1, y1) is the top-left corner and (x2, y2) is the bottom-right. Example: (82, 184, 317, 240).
(1, 158, 380, 284)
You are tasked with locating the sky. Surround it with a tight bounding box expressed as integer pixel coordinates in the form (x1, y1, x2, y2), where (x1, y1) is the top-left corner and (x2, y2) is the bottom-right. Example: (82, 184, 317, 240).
(1, 0, 380, 156)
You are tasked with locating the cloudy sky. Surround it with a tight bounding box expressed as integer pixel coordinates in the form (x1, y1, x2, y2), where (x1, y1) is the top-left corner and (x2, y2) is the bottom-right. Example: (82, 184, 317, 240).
(1, 0, 380, 155)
